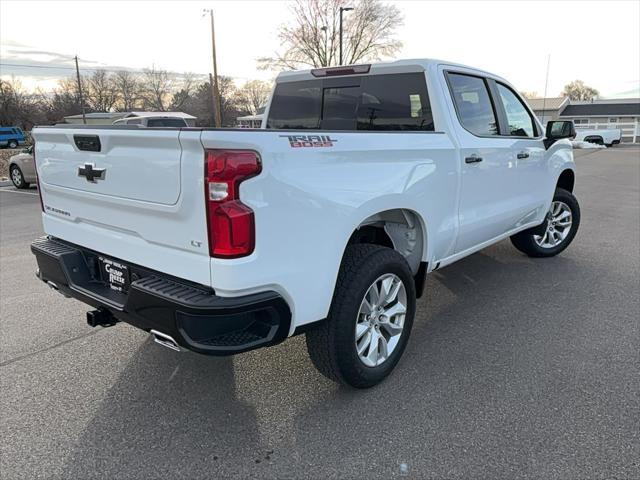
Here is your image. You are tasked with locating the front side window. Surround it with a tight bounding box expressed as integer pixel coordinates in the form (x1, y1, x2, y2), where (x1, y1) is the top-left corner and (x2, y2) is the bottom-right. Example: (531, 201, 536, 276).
(266, 73, 434, 131)
(448, 73, 498, 136)
(497, 83, 535, 137)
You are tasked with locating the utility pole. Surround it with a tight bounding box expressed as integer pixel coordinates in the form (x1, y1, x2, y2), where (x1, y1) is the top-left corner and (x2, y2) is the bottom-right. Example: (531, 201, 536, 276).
(339, 6, 353, 65)
(74, 55, 87, 125)
(205, 9, 223, 127)
(209, 73, 215, 126)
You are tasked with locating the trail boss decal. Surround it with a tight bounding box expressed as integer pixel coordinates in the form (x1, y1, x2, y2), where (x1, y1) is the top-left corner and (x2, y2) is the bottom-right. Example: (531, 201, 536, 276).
(280, 135, 337, 148)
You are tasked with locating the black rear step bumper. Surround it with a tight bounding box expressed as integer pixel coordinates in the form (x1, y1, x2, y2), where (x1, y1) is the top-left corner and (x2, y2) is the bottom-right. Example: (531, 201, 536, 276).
(31, 236, 291, 356)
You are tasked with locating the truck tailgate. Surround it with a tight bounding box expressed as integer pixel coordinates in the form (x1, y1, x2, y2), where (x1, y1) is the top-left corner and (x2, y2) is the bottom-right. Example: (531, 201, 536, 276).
(32, 127, 212, 286)
(36, 128, 182, 204)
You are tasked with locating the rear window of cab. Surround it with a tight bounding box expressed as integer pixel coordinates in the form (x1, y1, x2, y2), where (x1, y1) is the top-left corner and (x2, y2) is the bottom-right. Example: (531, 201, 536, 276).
(267, 72, 434, 131)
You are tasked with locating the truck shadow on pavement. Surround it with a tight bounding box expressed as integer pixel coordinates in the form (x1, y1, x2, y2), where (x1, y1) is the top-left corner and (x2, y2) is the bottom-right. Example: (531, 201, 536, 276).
(59, 343, 263, 479)
(60, 243, 599, 479)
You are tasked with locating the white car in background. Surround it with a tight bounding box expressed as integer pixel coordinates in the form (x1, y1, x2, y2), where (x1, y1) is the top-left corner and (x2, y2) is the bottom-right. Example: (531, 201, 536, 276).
(574, 128, 622, 147)
(113, 116, 189, 127)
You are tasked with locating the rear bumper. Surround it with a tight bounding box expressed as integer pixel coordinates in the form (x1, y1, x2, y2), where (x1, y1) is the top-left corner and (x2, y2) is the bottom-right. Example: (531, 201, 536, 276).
(31, 236, 291, 355)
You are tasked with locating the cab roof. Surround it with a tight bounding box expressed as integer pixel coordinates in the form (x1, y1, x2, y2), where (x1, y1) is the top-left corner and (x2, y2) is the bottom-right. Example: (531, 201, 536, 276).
(276, 58, 505, 84)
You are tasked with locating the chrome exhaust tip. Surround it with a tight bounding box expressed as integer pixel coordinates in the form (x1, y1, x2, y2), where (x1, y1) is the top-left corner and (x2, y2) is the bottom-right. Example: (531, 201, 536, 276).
(150, 330, 181, 352)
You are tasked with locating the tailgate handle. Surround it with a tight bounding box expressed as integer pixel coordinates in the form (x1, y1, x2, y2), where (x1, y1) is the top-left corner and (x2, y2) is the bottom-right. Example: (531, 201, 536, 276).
(74, 135, 101, 152)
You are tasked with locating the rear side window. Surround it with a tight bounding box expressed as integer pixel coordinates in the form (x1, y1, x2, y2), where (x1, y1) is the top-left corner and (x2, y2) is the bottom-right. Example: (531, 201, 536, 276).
(357, 73, 434, 131)
(447, 73, 498, 136)
(496, 83, 536, 137)
(266, 73, 434, 131)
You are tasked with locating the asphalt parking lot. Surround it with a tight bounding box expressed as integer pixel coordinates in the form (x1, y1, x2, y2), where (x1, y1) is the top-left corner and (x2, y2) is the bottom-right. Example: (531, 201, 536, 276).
(1, 147, 638, 479)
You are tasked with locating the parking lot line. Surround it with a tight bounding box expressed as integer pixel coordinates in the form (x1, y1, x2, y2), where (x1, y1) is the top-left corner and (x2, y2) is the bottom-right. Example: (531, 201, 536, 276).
(0, 188, 38, 196)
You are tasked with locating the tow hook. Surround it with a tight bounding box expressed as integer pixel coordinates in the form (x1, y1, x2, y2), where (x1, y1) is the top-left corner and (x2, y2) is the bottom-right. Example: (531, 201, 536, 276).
(86, 308, 118, 328)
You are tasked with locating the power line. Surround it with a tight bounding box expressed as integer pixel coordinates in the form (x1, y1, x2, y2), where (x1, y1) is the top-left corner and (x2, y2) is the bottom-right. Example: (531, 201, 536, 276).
(0, 62, 208, 77)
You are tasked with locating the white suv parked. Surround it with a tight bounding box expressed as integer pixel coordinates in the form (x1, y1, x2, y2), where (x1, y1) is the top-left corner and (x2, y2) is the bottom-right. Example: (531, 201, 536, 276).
(31, 59, 579, 388)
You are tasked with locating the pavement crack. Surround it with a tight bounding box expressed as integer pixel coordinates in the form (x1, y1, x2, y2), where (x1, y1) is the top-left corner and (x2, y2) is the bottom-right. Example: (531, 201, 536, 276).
(0, 329, 103, 367)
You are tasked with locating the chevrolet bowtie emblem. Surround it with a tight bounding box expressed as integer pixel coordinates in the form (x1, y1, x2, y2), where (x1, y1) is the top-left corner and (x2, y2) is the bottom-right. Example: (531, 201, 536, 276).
(77, 163, 106, 183)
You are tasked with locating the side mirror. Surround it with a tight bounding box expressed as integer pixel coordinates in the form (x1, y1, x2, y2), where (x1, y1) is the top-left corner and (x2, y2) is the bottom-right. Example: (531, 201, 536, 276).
(545, 121, 576, 148)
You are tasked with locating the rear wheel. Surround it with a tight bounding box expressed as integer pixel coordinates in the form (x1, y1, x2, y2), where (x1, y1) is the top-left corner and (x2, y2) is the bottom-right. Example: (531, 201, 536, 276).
(10, 165, 29, 189)
(8, 140, 18, 149)
(306, 244, 416, 388)
(584, 135, 604, 146)
(510, 188, 580, 257)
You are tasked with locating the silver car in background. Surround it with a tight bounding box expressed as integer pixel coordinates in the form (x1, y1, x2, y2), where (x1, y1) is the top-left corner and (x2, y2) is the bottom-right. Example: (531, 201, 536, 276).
(9, 145, 35, 189)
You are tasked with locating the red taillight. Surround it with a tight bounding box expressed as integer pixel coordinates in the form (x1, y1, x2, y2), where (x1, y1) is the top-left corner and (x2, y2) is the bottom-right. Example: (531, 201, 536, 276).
(205, 149, 261, 258)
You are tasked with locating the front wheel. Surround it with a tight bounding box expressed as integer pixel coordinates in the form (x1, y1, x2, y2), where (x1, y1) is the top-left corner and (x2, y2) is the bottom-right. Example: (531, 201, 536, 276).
(510, 188, 580, 257)
(306, 244, 416, 388)
(8, 140, 18, 149)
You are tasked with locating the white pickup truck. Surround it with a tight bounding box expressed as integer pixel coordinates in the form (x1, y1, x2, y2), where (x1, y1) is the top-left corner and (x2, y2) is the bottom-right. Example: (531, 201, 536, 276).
(574, 127, 622, 147)
(31, 59, 580, 388)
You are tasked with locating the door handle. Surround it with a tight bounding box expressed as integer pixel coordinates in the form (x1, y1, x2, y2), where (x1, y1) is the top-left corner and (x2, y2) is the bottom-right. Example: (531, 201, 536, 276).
(517, 152, 530, 159)
(465, 154, 483, 164)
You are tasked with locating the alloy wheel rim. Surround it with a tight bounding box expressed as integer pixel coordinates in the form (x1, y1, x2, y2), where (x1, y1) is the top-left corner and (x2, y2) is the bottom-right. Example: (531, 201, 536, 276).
(355, 273, 407, 367)
(534, 201, 572, 248)
(11, 168, 22, 186)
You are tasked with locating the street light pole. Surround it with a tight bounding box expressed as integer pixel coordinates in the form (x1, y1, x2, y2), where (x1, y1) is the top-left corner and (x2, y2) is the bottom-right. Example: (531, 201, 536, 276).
(339, 7, 353, 66)
(204, 9, 223, 127)
(321, 26, 328, 66)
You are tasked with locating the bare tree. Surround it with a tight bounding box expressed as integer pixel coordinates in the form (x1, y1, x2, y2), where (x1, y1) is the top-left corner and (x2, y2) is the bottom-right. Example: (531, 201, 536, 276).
(561, 80, 599, 101)
(43, 77, 84, 123)
(218, 76, 246, 125)
(113, 71, 141, 111)
(237, 80, 272, 114)
(258, 0, 402, 70)
(140, 67, 200, 111)
(141, 66, 173, 111)
(0, 78, 47, 129)
(84, 69, 118, 112)
(169, 72, 197, 111)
